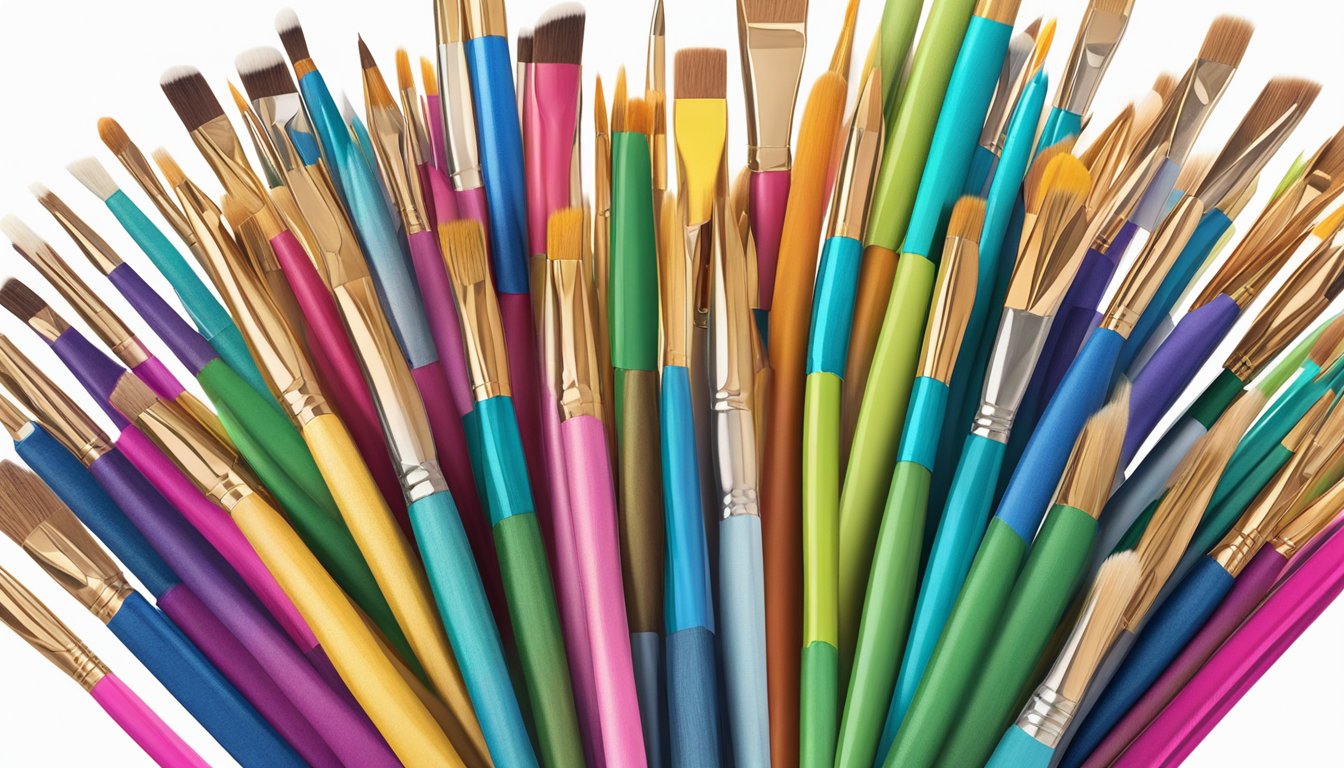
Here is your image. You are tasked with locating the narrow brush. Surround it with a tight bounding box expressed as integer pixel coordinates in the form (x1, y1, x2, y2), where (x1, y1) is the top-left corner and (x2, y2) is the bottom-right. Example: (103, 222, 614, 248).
(646, 0, 668, 216)
(965, 29, 1035, 196)
(419, 56, 451, 174)
(592, 75, 616, 438)
(1039, 0, 1135, 147)
(431, 0, 490, 233)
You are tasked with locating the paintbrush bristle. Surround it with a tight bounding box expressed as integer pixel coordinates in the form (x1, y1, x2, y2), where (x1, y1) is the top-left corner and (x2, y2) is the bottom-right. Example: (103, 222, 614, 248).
(947, 196, 987, 244)
(547, 208, 585, 262)
(533, 4, 585, 65)
(109, 371, 160, 422)
(227, 81, 251, 116)
(151, 149, 187, 188)
(219, 195, 251, 230)
(594, 75, 608, 135)
(516, 27, 534, 64)
(612, 68, 628, 132)
(419, 57, 439, 96)
(67, 158, 119, 201)
(1092, 0, 1134, 16)
(0, 216, 46, 257)
(442, 220, 491, 285)
(1031, 18, 1056, 72)
(1308, 315, 1344, 366)
(1175, 154, 1213, 194)
(1309, 125, 1344, 181)
(97, 117, 131, 155)
(740, 0, 807, 23)
(1023, 144, 1069, 212)
(28, 184, 54, 204)
(395, 49, 415, 93)
(1057, 381, 1131, 516)
(236, 47, 298, 101)
(674, 48, 727, 100)
(357, 36, 378, 70)
(1200, 15, 1254, 68)
(978, 0, 1024, 26)
(274, 8, 310, 64)
(625, 98, 652, 136)
(1071, 551, 1144, 684)
(160, 67, 226, 131)
(1152, 72, 1176, 101)
(359, 42, 396, 109)
(0, 279, 49, 324)
(0, 463, 67, 546)
(1025, 146, 1086, 213)
(829, 0, 861, 76)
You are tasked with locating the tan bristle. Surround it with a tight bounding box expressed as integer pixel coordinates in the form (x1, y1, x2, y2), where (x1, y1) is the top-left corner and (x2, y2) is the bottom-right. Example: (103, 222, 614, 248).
(674, 48, 727, 100)
(67, 158, 119, 201)
(97, 117, 131, 154)
(443, 221, 491, 284)
(948, 196, 987, 244)
(151, 149, 186, 188)
(0, 280, 49, 324)
(625, 98, 652, 136)
(1057, 382, 1131, 516)
(829, 0, 861, 75)
(109, 371, 160, 421)
(1232, 78, 1321, 149)
(220, 195, 251, 230)
(1027, 147, 1087, 213)
(357, 36, 378, 70)
(730, 166, 751, 226)
(1308, 315, 1344, 366)
(0, 463, 65, 546)
(740, 0, 807, 23)
(1070, 551, 1144, 692)
(546, 209, 585, 262)
(1032, 20, 1057, 72)
(235, 47, 296, 101)
(1132, 92, 1164, 142)
(274, 8, 311, 63)
(612, 69, 628, 133)
(1152, 72, 1176, 101)
(395, 49, 415, 93)
(160, 67, 226, 131)
(1091, 0, 1133, 16)
(419, 57, 439, 97)
(516, 28, 533, 65)
(1310, 125, 1344, 181)
(227, 81, 250, 115)
(1175, 154, 1213, 194)
(1023, 143, 1070, 212)
(1200, 15, 1254, 68)
(1023, 17, 1041, 38)
(533, 3, 585, 66)
(594, 76, 608, 136)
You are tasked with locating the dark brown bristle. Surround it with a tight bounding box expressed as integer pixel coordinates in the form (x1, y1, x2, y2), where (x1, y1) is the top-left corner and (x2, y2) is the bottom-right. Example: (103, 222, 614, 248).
(395, 49, 415, 93)
(1023, 17, 1041, 38)
(1242, 78, 1322, 139)
(274, 8, 311, 64)
(443, 221, 490, 284)
(160, 67, 226, 131)
(547, 208, 585, 262)
(358, 36, 378, 70)
(235, 47, 298, 101)
(97, 117, 131, 154)
(533, 4, 585, 65)
(612, 69, 628, 132)
(419, 57, 439, 97)
(1200, 15, 1254, 68)
(109, 372, 160, 421)
(740, 0, 807, 24)
(1311, 125, 1344, 180)
(151, 149, 187, 188)
(516, 28, 534, 64)
(0, 280, 48, 324)
(0, 463, 64, 546)
(947, 197, 987, 244)
(674, 48, 727, 100)
(359, 43, 396, 109)
(625, 98, 652, 136)
(1152, 73, 1176, 101)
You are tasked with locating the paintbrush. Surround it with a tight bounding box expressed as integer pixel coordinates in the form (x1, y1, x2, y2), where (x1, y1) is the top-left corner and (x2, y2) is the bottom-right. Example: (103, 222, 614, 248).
(443, 219, 585, 766)
(525, 6, 585, 256)
(941, 386, 1130, 768)
(735, 0, 806, 332)
(1039, 0, 1134, 148)
(109, 375, 464, 766)
(646, 0, 667, 218)
(760, 11, 858, 760)
(418, 56, 452, 176)
(431, 0, 491, 233)
(794, 69, 886, 768)
(517, 26, 533, 126)
(835, 0, 1024, 661)
(0, 563, 208, 767)
(964, 26, 1037, 196)
(0, 460, 304, 768)
(836, 192, 978, 768)
(592, 75, 616, 439)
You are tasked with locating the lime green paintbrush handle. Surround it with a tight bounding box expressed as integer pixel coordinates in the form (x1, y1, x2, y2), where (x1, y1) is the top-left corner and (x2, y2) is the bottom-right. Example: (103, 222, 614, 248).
(940, 504, 1098, 767)
(803, 370, 842, 766)
(876, 0, 927, 121)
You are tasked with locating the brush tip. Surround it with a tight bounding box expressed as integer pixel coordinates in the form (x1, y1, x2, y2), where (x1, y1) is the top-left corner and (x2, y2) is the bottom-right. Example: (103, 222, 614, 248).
(1200, 15, 1254, 68)
(151, 149, 186, 188)
(739, 0, 807, 24)
(947, 196, 987, 244)
(533, 4, 585, 65)
(624, 98, 652, 136)
(419, 57, 439, 96)
(109, 371, 159, 422)
(516, 27, 534, 64)
(0, 463, 60, 546)
(27, 183, 52, 201)
(357, 36, 377, 69)
(0, 216, 43, 255)
(274, 8, 310, 63)
(546, 208, 585, 262)
(67, 158, 119, 200)
(160, 67, 225, 131)
(0, 279, 47, 324)
(674, 48, 727, 100)
(97, 117, 130, 154)
(235, 47, 296, 101)
(443, 220, 490, 285)
(395, 49, 415, 92)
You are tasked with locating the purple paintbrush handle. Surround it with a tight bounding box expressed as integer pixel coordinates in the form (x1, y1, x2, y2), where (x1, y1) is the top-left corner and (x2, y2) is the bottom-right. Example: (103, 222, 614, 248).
(1123, 294, 1241, 461)
(108, 264, 217, 376)
(50, 328, 129, 427)
(130, 356, 187, 401)
(1086, 546, 1287, 768)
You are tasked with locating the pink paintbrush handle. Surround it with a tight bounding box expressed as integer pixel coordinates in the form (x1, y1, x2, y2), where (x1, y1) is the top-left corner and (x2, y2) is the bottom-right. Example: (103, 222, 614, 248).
(456, 186, 492, 251)
(750, 170, 791, 313)
(562, 414, 648, 767)
(130, 356, 188, 401)
(117, 427, 318, 651)
(90, 673, 210, 768)
(425, 162, 462, 226)
(498, 292, 552, 543)
(268, 230, 410, 533)
(524, 63, 582, 257)
(425, 94, 449, 174)
(1117, 525, 1344, 766)
(406, 229, 473, 416)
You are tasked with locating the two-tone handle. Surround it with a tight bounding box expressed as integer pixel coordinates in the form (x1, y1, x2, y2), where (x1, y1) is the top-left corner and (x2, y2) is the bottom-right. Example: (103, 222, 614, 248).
(750, 169, 791, 316)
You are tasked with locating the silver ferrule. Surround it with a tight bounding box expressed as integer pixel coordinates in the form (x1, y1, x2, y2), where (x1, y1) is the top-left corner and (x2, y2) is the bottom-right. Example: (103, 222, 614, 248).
(1016, 683, 1078, 748)
(403, 461, 450, 503)
(973, 308, 1053, 441)
(1058, 9, 1129, 117)
(436, 42, 483, 190)
(713, 408, 760, 519)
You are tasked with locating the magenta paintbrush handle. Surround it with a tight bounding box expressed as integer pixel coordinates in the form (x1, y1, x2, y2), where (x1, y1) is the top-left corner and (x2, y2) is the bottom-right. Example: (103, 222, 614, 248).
(426, 94, 449, 173)
(406, 229, 473, 416)
(750, 170, 790, 312)
(562, 414, 649, 767)
(425, 162, 462, 225)
(1089, 546, 1287, 768)
(498, 292, 552, 544)
(1117, 527, 1344, 766)
(117, 427, 317, 652)
(130, 356, 188, 401)
(524, 63, 582, 256)
(90, 673, 210, 768)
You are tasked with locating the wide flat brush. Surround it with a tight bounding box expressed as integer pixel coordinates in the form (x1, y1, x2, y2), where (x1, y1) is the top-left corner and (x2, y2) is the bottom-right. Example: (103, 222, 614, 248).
(0, 564, 209, 767)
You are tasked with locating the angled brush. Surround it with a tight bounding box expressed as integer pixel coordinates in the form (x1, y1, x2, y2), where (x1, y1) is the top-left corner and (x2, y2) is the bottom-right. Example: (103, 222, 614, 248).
(1039, 0, 1135, 148)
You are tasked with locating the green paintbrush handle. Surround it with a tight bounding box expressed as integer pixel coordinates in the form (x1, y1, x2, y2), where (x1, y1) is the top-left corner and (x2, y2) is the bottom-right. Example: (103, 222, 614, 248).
(940, 504, 1097, 767)
(801, 639, 839, 768)
(802, 370, 841, 767)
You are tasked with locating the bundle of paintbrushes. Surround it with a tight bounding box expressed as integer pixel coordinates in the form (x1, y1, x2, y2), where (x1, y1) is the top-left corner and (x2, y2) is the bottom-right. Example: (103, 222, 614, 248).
(2, 0, 1344, 765)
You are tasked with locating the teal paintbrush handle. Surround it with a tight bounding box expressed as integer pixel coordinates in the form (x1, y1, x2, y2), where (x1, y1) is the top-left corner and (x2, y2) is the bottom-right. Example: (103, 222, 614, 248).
(204, 324, 275, 404)
(720, 514, 769, 767)
(1038, 106, 1084, 151)
(986, 724, 1054, 768)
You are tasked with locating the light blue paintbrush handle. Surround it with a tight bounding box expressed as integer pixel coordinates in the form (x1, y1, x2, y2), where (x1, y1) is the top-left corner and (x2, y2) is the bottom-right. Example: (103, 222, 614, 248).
(986, 725, 1054, 768)
(720, 514, 769, 767)
(666, 626, 721, 767)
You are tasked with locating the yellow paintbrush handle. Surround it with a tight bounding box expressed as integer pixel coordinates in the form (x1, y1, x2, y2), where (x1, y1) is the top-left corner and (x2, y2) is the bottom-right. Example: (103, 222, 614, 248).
(302, 413, 489, 764)
(230, 492, 462, 767)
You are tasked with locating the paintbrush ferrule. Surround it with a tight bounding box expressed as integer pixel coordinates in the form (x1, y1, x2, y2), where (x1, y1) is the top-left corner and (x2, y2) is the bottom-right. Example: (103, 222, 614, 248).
(21, 520, 134, 623)
(37, 193, 123, 275)
(1102, 196, 1205, 337)
(463, 0, 507, 39)
(448, 271, 511, 401)
(827, 83, 885, 242)
(436, 41, 484, 189)
(125, 388, 257, 512)
(979, 33, 1034, 153)
(973, 308, 1052, 441)
(190, 117, 283, 234)
(547, 258, 603, 422)
(1056, 5, 1130, 117)
(738, 19, 805, 172)
(109, 139, 195, 244)
(0, 393, 28, 440)
(0, 569, 109, 691)
(0, 339, 114, 466)
(710, 207, 759, 519)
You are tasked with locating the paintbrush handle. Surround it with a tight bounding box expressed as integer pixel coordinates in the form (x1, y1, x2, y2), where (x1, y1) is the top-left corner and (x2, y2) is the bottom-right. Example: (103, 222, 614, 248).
(230, 493, 463, 766)
(499, 292, 552, 544)
(408, 490, 536, 768)
(1038, 106, 1084, 151)
(524, 62, 582, 256)
(89, 673, 210, 768)
(465, 35, 529, 293)
(48, 327, 132, 427)
(128, 355, 188, 402)
(720, 513, 770, 767)
(107, 592, 302, 767)
(408, 230, 473, 415)
(751, 169, 791, 314)
(985, 724, 1054, 768)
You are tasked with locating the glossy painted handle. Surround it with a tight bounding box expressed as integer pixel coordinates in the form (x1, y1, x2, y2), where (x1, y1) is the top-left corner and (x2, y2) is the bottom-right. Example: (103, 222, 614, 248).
(204, 323, 273, 400)
(660, 365, 713, 633)
(1038, 106, 1084, 150)
(751, 169, 791, 312)
(425, 156, 461, 224)
(410, 363, 485, 536)
(409, 491, 535, 768)
(108, 592, 303, 767)
(499, 293, 550, 524)
(90, 673, 210, 768)
(985, 725, 1053, 768)
(49, 327, 130, 427)
(524, 63, 582, 256)
(129, 355, 186, 401)
(407, 229, 473, 415)
(665, 626, 721, 766)
(720, 514, 770, 768)
(465, 35, 528, 294)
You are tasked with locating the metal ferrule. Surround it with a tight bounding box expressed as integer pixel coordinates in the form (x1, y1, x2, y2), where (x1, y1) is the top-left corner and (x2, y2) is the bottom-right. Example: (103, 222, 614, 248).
(1016, 683, 1078, 748)
(365, 88, 430, 235)
(190, 117, 285, 239)
(1057, 7, 1129, 116)
(462, 0, 507, 39)
(22, 520, 133, 623)
(710, 206, 759, 519)
(38, 193, 123, 274)
(113, 145, 194, 244)
(434, 0, 466, 43)
(1134, 58, 1236, 171)
(684, 222, 712, 322)
(436, 42, 484, 189)
(235, 101, 287, 190)
(1102, 195, 1205, 338)
(549, 257, 603, 422)
(1197, 112, 1306, 218)
(454, 277, 512, 401)
(979, 35, 1032, 152)
(0, 339, 115, 466)
(0, 568, 109, 691)
(973, 308, 1052, 441)
(738, 20, 805, 172)
(267, 131, 366, 288)
(252, 93, 320, 173)
(660, 213, 693, 368)
(132, 398, 260, 512)
(1017, 589, 1112, 746)
(1271, 478, 1344, 558)
(0, 393, 27, 440)
(826, 87, 884, 242)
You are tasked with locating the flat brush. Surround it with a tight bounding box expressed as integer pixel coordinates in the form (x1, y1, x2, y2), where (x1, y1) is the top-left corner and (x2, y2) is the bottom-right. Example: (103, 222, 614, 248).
(109, 376, 464, 766)
(761, 14, 858, 761)
(431, 0, 492, 233)
(0, 564, 208, 767)
(0, 461, 305, 768)
(736, 0, 806, 332)
(443, 219, 586, 767)
(964, 27, 1036, 196)
(524, 6, 585, 256)
(1039, 0, 1134, 148)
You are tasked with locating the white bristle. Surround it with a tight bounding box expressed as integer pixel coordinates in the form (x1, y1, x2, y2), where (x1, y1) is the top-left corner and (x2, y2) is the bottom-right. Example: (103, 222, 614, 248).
(339, 93, 358, 122)
(27, 183, 51, 199)
(235, 46, 287, 76)
(67, 158, 119, 200)
(0, 216, 45, 253)
(536, 1, 585, 26)
(159, 64, 202, 87)
(274, 7, 300, 34)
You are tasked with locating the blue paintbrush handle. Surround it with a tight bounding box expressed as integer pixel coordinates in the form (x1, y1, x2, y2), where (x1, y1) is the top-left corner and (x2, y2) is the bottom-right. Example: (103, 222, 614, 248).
(661, 365, 713, 634)
(666, 626, 721, 767)
(986, 724, 1055, 768)
(720, 514, 769, 767)
(1038, 107, 1084, 151)
(1061, 555, 1235, 768)
(107, 592, 302, 768)
(466, 35, 528, 295)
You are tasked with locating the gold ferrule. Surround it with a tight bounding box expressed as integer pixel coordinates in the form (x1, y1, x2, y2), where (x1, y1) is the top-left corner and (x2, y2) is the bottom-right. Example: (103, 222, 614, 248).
(1057, 6, 1130, 116)
(235, 99, 287, 191)
(709, 205, 758, 514)
(0, 338, 114, 466)
(434, 0, 467, 43)
(22, 519, 133, 623)
(660, 200, 693, 368)
(250, 93, 319, 177)
(133, 396, 260, 511)
(436, 42, 484, 189)
(0, 392, 28, 440)
(827, 72, 885, 241)
(365, 96, 430, 235)
(0, 567, 109, 691)
(650, 94, 669, 194)
(1211, 455, 1303, 574)
(1137, 58, 1236, 169)
(918, 236, 979, 382)
(448, 267, 511, 401)
(1010, 206, 1090, 316)
(549, 257, 603, 421)
(1272, 478, 1344, 558)
(980, 38, 1033, 153)
(462, 0, 507, 39)
(738, 19, 805, 171)
(190, 117, 286, 239)
(1102, 196, 1204, 337)
(401, 86, 432, 172)
(113, 144, 195, 244)
(38, 193, 123, 274)
(335, 278, 445, 500)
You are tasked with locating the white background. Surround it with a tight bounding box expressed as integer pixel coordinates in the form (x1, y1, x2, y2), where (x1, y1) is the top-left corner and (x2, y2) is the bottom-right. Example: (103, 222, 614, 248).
(0, 0, 1341, 764)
